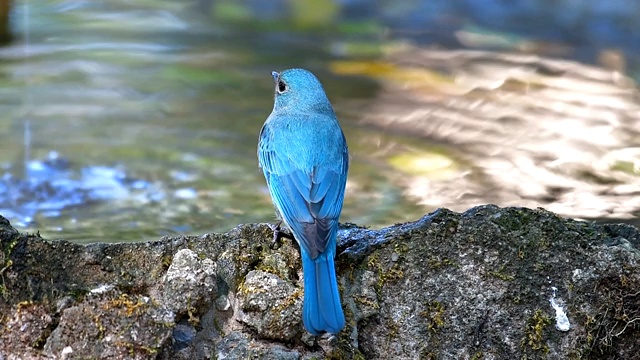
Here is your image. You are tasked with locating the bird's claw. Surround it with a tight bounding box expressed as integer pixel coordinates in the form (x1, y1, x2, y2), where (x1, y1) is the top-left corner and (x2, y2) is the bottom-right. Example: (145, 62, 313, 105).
(268, 221, 293, 249)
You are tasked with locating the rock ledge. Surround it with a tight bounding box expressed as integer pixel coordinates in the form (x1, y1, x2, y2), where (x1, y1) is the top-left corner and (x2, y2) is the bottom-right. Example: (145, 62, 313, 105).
(0, 205, 638, 359)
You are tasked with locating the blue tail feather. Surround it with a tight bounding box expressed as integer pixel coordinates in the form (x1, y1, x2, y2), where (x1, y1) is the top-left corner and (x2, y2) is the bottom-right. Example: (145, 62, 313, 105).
(301, 250, 345, 335)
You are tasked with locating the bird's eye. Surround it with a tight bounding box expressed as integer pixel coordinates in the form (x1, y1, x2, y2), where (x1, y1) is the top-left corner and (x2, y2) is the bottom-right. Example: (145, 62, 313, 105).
(277, 80, 288, 94)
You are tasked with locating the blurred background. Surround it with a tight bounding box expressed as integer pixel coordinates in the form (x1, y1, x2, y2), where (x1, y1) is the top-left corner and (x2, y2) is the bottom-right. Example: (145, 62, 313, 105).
(0, 0, 638, 243)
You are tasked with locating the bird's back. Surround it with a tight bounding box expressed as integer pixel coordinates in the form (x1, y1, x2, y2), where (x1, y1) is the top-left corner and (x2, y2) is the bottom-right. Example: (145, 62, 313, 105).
(261, 111, 346, 174)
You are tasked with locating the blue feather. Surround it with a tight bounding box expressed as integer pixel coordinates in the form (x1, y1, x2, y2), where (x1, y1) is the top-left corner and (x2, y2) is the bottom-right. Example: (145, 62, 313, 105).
(258, 69, 348, 335)
(302, 248, 345, 335)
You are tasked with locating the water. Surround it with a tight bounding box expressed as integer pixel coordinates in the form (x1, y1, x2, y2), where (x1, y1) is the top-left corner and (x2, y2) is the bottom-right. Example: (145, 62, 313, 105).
(0, 0, 638, 243)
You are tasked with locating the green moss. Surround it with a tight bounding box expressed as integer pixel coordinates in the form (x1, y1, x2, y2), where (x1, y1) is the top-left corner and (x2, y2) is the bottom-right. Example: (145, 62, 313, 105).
(380, 265, 404, 287)
(93, 313, 106, 339)
(576, 275, 640, 359)
(366, 253, 405, 293)
(538, 238, 550, 251)
(161, 254, 173, 269)
(255, 262, 278, 275)
(326, 335, 367, 360)
(392, 239, 409, 255)
(31, 330, 48, 349)
(122, 342, 159, 356)
(427, 256, 457, 270)
(236, 278, 250, 296)
(0, 237, 18, 300)
(366, 253, 380, 270)
(420, 300, 445, 333)
(342, 294, 356, 329)
(489, 208, 536, 232)
(353, 295, 379, 310)
(533, 262, 551, 273)
(520, 309, 551, 356)
(186, 298, 199, 327)
(231, 237, 262, 287)
(255, 244, 299, 280)
(338, 260, 360, 283)
(488, 265, 515, 281)
(2, 237, 18, 258)
(386, 318, 400, 338)
(118, 269, 135, 283)
(272, 288, 302, 313)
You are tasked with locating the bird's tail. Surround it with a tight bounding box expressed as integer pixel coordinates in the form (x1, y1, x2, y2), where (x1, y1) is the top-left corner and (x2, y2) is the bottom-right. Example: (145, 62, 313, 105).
(301, 249, 345, 335)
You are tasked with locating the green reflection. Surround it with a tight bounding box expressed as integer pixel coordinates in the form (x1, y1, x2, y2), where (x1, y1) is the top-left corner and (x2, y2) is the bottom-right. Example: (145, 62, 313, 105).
(4, 0, 637, 243)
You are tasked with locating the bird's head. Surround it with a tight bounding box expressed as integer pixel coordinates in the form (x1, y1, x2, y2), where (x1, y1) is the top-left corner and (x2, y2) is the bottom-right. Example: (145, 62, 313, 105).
(271, 69, 333, 114)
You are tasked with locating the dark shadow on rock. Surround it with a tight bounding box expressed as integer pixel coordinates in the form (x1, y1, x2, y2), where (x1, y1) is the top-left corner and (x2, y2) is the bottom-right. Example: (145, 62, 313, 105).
(0, 205, 638, 359)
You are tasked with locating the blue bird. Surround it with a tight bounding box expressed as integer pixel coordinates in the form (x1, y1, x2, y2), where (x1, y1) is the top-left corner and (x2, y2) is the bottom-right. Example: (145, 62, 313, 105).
(258, 68, 348, 335)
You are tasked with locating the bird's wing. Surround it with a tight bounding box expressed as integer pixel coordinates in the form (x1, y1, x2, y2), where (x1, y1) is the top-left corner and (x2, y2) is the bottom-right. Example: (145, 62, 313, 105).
(258, 122, 348, 259)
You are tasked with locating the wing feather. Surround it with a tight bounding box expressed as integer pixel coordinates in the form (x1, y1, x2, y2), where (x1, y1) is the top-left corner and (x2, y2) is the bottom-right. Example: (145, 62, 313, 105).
(258, 117, 348, 259)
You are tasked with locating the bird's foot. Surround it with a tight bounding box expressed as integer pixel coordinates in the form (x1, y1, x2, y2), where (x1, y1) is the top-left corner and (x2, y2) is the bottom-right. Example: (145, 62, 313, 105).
(268, 221, 293, 249)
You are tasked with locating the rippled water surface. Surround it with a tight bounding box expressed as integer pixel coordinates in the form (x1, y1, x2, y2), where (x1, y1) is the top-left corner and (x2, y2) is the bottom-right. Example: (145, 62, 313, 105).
(1, 0, 639, 242)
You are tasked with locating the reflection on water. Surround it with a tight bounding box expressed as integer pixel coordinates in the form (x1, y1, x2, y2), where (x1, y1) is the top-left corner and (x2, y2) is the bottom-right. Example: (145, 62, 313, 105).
(333, 47, 640, 223)
(0, 0, 638, 243)
(0, 0, 426, 242)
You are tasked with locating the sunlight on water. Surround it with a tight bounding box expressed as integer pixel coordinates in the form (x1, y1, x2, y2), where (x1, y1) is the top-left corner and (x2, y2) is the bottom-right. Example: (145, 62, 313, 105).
(0, 0, 638, 243)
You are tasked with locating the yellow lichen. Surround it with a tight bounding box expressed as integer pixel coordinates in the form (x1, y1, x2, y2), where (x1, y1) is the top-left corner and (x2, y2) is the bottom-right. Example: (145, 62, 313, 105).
(489, 265, 515, 281)
(521, 309, 551, 354)
(420, 300, 445, 333)
(186, 298, 199, 327)
(427, 257, 457, 270)
(353, 296, 379, 310)
(103, 294, 148, 317)
(273, 288, 302, 313)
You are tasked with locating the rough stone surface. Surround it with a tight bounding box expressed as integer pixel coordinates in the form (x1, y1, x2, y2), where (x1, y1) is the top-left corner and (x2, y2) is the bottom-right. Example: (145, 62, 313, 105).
(159, 248, 217, 315)
(0, 205, 639, 359)
(43, 288, 174, 359)
(237, 270, 303, 341)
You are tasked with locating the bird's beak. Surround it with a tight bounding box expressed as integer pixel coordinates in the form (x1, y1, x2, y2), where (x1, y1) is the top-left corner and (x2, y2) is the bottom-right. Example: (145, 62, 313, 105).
(271, 71, 279, 83)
